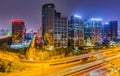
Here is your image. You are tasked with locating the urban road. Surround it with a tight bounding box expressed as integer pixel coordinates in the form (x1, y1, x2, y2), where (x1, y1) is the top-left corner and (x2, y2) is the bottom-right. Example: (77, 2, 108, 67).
(5, 47, 120, 76)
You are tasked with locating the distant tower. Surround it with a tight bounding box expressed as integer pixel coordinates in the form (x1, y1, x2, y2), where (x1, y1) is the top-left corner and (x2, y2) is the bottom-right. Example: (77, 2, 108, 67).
(12, 20, 26, 44)
(0, 29, 6, 36)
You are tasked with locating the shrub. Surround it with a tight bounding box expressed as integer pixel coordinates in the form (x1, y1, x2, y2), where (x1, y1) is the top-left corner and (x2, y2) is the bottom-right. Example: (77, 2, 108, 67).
(0, 59, 24, 73)
(61, 53, 65, 58)
(43, 51, 50, 60)
(68, 52, 73, 56)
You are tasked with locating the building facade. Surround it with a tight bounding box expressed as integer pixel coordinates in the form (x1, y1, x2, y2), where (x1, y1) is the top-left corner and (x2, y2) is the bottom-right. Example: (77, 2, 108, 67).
(54, 16, 68, 48)
(103, 22, 111, 40)
(42, 3, 55, 35)
(68, 15, 84, 48)
(109, 21, 118, 40)
(84, 18, 103, 46)
(103, 21, 118, 40)
(12, 20, 26, 44)
(42, 3, 68, 48)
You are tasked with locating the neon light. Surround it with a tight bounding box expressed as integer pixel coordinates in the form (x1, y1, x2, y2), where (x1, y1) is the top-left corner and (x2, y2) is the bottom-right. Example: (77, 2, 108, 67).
(12, 20, 23, 23)
(7, 31, 12, 35)
(74, 15, 82, 18)
(104, 22, 109, 25)
(91, 18, 102, 21)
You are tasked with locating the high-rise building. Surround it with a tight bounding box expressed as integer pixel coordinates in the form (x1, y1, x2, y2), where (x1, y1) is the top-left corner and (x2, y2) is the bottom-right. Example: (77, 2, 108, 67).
(42, 3, 68, 48)
(109, 21, 118, 40)
(12, 20, 26, 44)
(54, 13, 68, 48)
(103, 21, 118, 40)
(103, 22, 111, 40)
(42, 3, 55, 35)
(84, 18, 103, 46)
(68, 15, 84, 48)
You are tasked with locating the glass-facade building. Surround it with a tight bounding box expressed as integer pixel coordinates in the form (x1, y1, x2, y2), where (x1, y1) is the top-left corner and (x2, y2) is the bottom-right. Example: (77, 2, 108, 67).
(84, 19, 103, 46)
(42, 3, 55, 35)
(103, 21, 118, 40)
(42, 3, 118, 48)
(54, 17, 68, 48)
(68, 15, 84, 48)
(12, 20, 26, 44)
(42, 3, 68, 48)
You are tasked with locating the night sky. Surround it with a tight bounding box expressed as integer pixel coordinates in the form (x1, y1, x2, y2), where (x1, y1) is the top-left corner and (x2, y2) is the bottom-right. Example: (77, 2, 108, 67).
(0, 0, 120, 32)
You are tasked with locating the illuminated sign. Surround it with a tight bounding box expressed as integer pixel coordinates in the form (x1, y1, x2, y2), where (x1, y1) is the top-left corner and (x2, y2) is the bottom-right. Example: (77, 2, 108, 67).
(104, 22, 109, 25)
(12, 20, 23, 23)
(91, 18, 102, 21)
(74, 15, 82, 18)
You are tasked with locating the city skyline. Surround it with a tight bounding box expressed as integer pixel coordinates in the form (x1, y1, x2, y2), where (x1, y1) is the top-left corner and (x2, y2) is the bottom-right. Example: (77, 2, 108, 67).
(0, 1, 120, 76)
(0, 0, 120, 32)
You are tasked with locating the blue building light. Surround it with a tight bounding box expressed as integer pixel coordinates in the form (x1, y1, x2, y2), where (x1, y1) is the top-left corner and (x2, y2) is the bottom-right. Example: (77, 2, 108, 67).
(74, 15, 82, 18)
(104, 22, 109, 25)
(90, 18, 102, 21)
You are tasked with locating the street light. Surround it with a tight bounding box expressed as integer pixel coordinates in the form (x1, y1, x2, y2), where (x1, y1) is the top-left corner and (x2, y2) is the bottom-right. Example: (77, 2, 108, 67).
(41, 51, 44, 76)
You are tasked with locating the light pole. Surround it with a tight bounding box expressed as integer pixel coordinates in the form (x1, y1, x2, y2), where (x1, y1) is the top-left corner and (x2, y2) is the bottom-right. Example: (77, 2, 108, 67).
(41, 51, 44, 76)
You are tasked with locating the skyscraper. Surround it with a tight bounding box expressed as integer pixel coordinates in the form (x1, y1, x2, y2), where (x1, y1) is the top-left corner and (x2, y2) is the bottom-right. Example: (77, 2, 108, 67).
(42, 3, 55, 35)
(109, 21, 118, 40)
(12, 20, 26, 44)
(103, 21, 118, 40)
(54, 13, 68, 48)
(42, 3, 68, 48)
(103, 22, 111, 40)
(68, 15, 84, 48)
(84, 18, 103, 46)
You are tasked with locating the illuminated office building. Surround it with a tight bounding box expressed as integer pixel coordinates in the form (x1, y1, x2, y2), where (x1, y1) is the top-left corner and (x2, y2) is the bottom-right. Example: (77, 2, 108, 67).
(54, 14, 68, 48)
(68, 15, 84, 48)
(103, 22, 111, 40)
(42, 3, 55, 35)
(109, 21, 118, 40)
(42, 3, 68, 48)
(12, 20, 26, 44)
(103, 21, 118, 40)
(84, 18, 103, 46)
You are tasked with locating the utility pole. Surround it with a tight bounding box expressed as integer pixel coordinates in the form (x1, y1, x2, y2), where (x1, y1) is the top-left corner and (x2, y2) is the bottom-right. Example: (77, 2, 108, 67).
(42, 50, 44, 76)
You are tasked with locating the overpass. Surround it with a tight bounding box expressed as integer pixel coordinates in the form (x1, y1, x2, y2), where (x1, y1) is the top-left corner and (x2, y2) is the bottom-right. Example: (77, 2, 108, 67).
(0, 35, 12, 45)
(0, 35, 12, 39)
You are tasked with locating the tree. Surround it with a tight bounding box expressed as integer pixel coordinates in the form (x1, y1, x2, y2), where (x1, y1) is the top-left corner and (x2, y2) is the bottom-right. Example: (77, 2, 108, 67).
(102, 40, 110, 48)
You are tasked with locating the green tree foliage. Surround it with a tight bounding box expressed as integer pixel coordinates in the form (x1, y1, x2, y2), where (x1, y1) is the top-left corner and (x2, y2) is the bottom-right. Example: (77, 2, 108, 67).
(0, 59, 24, 73)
